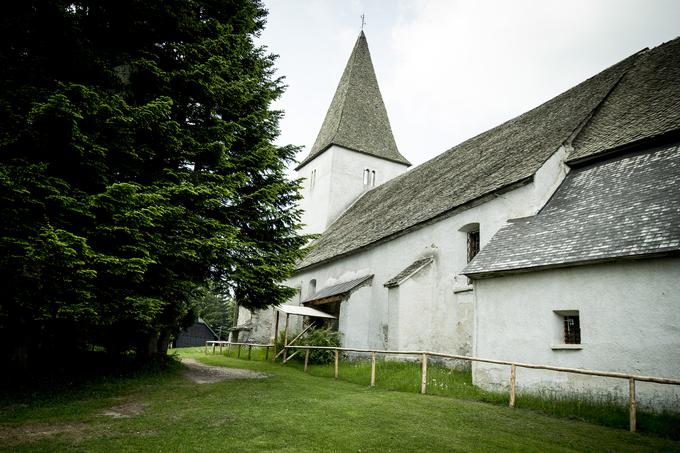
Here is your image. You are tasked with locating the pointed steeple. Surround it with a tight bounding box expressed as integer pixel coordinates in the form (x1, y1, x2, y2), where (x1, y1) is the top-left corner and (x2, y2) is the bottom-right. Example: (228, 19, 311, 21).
(296, 31, 410, 170)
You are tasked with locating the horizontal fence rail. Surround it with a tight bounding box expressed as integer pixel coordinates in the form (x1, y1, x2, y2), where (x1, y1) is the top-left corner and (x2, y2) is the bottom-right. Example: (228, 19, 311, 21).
(205, 341, 680, 433)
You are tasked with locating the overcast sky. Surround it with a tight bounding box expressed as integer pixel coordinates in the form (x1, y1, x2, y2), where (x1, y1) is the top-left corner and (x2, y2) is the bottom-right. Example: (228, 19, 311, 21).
(257, 0, 680, 171)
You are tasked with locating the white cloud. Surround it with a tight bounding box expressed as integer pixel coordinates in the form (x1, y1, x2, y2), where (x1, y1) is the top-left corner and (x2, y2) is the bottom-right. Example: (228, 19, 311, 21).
(260, 0, 680, 169)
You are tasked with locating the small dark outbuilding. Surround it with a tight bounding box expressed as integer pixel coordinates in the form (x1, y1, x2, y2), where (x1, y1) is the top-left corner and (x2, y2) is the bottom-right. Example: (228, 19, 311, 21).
(174, 318, 218, 348)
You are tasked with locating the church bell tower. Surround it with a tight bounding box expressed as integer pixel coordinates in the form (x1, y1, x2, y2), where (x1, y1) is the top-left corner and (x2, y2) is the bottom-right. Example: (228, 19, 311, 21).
(296, 31, 411, 236)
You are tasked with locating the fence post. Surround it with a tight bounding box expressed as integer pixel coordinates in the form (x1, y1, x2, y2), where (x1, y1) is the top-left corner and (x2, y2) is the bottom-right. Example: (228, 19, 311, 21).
(421, 353, 428, 394)
(265, 345, 270, 361)
(370, 351, 376, 387)
(334, 350, 340, 379)
(205, 341, 208, 354)
(237, 344, 242, 359)
(212, 342, 216, 354)
(219, 342, 223, 354)
(248, 345, 252, 360)
(304, 349, 310, 372)
(227, 343, 232, 357)
(629, 378, 637, 432)
(509, 364, 517, 408)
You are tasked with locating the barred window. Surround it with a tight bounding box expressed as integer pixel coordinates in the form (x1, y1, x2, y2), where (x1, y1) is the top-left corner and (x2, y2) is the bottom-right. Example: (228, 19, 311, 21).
(563, 315, 581, 344)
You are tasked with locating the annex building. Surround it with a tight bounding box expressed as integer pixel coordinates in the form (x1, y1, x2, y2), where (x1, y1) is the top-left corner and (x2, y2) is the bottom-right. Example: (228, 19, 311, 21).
(236, 32, 680, 409)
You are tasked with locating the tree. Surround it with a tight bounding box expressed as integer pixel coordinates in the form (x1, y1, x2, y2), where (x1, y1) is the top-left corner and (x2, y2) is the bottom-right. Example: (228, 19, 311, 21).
(0, 0, 307, 368)
(190, 284, 235, 340)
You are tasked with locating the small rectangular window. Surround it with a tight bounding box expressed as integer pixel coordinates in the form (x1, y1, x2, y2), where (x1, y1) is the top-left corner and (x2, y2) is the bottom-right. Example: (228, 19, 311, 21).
(467, 230, 480, 263)
(563, 315, 581, 344)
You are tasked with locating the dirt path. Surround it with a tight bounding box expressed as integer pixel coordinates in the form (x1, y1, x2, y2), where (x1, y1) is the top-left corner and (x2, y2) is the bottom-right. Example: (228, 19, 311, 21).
(181, 357, 267, 384)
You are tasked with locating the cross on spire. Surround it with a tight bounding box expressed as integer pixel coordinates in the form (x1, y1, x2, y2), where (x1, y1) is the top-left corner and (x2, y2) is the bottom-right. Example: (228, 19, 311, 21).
(361, 14, 366, 30)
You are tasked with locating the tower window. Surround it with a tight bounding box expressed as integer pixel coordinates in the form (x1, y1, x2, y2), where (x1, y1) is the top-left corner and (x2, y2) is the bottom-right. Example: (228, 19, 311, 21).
(363, 169, 376, 187)
(310, 169, 317, 191)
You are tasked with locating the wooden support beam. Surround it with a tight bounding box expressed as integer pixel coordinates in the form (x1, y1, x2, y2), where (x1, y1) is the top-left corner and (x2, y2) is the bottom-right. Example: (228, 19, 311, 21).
(334, 350, 339, 379)
(272, 311, 280, 362)
(629, 378, 637, 432)
(421, 353, 428, 394)
(283, 350, 300, 364)
(509, 364, 517, 408)
(370, 351, 376, 387)
(283, 313, 290, 362)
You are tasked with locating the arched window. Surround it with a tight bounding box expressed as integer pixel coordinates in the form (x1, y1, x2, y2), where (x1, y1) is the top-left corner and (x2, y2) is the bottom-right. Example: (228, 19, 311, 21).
(309, 169, 317, 191)
(308, 279, 317, 298)
(370, 170, 376, 187)
(459, 223, 481, 262)
(363, 169, 370, 185)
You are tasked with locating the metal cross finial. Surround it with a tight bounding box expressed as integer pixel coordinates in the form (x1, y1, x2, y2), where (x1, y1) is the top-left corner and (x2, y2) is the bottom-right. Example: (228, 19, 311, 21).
(361, 14, 366, 30)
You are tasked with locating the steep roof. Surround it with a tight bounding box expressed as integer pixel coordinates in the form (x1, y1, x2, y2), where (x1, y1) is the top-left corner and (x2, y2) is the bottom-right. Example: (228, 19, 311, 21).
(463, 142, 680, 278)
(568, 37, 680, 163)
(297, 46, 640, 270)
(296, 31, 410, 170)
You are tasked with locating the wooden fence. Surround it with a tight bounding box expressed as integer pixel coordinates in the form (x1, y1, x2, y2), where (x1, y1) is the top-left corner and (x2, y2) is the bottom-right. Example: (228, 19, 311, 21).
(205, 341, 680, 433)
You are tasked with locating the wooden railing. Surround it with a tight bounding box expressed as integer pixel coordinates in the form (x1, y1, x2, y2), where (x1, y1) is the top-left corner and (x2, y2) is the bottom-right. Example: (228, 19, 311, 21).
(205, 340, 273, 360)
(205, 341, 680, 433)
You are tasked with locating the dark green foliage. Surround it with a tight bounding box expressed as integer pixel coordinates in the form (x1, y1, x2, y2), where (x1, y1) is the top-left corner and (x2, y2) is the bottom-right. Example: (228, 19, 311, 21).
(278, 328, 341, 364)
(190, 284, 235, 339)
(0, 0, 307, 368)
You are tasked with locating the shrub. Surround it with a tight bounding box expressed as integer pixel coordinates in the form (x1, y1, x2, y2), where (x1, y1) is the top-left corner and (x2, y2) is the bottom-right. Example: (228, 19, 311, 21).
(276, 328, 341, 364)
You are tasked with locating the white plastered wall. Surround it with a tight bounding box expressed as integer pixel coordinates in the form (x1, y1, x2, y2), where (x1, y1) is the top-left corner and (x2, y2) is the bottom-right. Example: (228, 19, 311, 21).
(240, 147, 571, 353)
(298, 145, 409, 235)
(472, 257, 680, 411)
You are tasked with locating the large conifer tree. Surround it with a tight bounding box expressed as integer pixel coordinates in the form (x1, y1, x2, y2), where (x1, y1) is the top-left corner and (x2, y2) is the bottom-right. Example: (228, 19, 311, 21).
(0, 0, 306, 365)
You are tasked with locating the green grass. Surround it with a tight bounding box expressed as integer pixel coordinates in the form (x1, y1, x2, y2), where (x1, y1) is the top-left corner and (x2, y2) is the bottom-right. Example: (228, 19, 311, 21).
(0, 347, 678, 452)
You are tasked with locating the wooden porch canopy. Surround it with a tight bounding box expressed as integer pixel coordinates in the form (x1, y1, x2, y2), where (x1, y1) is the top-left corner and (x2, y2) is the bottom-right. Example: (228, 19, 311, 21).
(272, 304, 337, 362)
(301, 274, 373, 306)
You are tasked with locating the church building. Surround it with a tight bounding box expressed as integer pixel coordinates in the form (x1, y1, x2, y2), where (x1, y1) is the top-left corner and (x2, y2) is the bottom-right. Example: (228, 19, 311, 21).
(236, 32, 680, 409)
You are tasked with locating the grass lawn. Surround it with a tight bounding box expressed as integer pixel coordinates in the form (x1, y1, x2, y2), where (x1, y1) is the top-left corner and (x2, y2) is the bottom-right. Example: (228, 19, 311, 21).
(1, 348, 678, 452)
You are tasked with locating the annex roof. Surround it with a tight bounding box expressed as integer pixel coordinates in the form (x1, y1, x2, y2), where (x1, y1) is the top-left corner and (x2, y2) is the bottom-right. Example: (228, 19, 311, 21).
(463, 142, 680, 278)
(568, 37, 680, 163)
(384, 257, 434, 288)
(296, 31, 410, 170)
(275, 304, 336, 319)
(301, 275, 373, 304)
(297, 37, 680, 271)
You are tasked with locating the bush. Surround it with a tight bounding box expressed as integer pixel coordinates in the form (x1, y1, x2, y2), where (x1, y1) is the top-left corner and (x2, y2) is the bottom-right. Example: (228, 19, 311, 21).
(276, 328, 341, 364)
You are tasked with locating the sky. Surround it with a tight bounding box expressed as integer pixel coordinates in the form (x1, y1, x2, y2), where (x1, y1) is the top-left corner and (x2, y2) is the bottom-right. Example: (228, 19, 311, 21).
(257, 0, 680, 171)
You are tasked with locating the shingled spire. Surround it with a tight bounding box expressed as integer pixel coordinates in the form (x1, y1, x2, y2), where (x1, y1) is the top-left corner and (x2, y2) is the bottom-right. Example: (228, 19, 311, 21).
(296, 31, 410, 170)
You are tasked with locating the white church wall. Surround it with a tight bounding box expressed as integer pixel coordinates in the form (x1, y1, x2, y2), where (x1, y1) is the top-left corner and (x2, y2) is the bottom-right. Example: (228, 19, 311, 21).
(240, 146, 569, 355)
(298, 149, 334, 236)
(472, 257, 680, 411)
(298, 145, 408, 235)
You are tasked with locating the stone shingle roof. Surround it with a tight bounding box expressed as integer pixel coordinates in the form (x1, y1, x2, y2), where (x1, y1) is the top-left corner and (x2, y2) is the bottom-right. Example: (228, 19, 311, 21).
(295, 31, 410, 170)
(384, 257, 433, 288)
(568, 37, 680, 163)
(463, 143, 680, 277)
(297, 47, 640, 270)
(301, 275, 373, 304)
